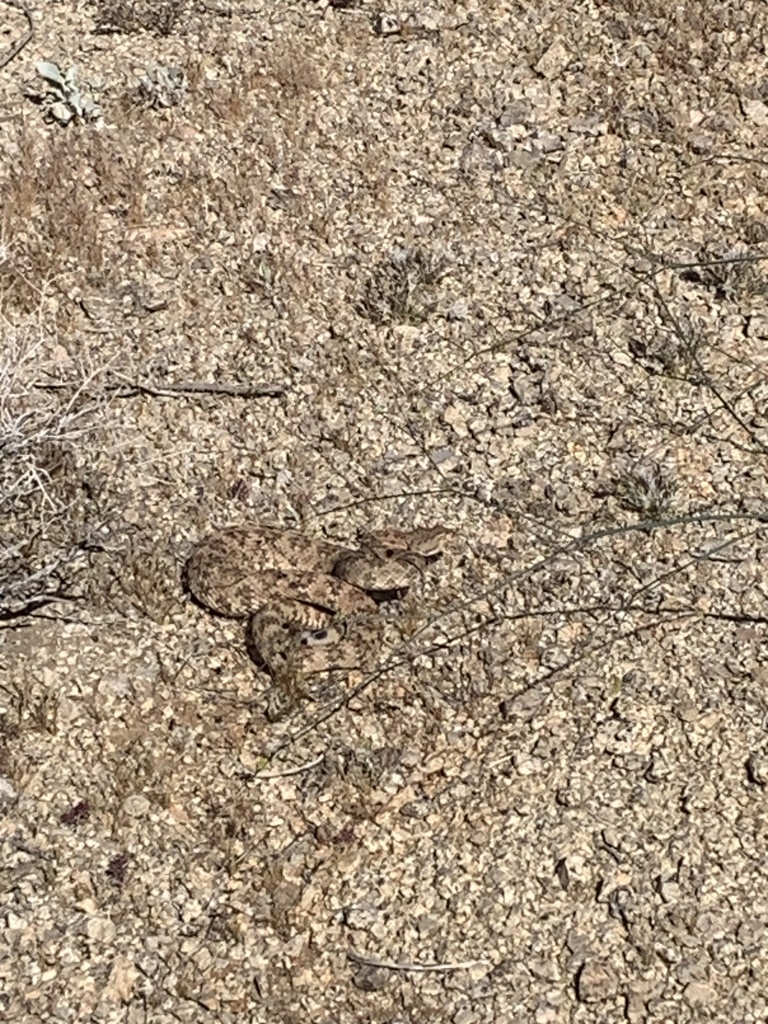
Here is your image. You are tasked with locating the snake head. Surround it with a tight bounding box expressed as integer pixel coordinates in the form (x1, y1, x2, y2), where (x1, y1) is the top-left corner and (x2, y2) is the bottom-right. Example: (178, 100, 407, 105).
(356, 525, 452, 560)
(337, 525, 453, 599)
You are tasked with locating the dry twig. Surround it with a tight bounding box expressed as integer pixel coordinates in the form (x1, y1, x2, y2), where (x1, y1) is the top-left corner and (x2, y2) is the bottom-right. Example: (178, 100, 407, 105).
(347, 948, 489, 973)
(253, 754, 325, 780)
(0, 0, 33, 70)
(33, 377, 286, 399)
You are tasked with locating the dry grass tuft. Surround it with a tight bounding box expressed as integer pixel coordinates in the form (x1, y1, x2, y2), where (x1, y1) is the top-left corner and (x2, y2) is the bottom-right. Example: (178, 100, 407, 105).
(628, 312, 707, 380)
(610, 457, 677, 519)
(0, 316, 112, 616)
(357, 246, 447, 325)
(0, 129, 149, 313)
(93, 0, 187, 36)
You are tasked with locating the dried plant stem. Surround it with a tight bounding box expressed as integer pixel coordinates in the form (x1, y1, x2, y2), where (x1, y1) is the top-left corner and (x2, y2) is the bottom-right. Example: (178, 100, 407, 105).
(253, 754, 324, 780)
(0, 0, 34, 70)
(34, 377, 286, 399)
(347, 948, 489, 973)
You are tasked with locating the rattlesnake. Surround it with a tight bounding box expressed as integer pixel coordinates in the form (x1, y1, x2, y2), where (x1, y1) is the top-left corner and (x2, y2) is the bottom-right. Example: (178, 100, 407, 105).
(184, 524, 450, 690)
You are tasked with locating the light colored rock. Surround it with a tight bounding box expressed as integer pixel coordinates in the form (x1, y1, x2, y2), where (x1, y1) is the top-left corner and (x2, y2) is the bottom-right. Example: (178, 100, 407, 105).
(122, 794, 150, 817)
(102, 956, 141, 1004)
(535, 40, 570, 79)
(577, 960, 619, 1002)
(683, 981, 718, 1007)
(85, 916, 116, 943)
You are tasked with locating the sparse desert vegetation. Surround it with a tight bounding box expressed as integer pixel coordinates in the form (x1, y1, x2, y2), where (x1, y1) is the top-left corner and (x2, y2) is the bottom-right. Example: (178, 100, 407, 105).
(2, 2, 768, 1022)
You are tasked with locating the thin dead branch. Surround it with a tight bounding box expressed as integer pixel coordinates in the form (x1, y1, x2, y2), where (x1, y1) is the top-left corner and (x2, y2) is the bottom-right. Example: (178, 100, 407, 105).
(253, 754, 325, 780)
(347, 948, 489, 973)
(33, 377, 286, 399)
(0, 0, 33, 70)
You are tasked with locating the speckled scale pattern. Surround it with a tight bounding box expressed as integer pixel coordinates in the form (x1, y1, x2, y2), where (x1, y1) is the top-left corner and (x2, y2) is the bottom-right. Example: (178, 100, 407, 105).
(184, 524, 451, 681)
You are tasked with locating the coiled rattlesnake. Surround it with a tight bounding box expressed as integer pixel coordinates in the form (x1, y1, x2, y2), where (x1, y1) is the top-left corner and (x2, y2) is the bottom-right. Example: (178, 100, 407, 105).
(184, 524, 450, 690)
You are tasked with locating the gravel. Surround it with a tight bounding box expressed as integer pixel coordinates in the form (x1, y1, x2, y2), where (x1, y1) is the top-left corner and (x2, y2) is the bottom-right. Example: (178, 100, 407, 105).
(2, 1, 768, 1021)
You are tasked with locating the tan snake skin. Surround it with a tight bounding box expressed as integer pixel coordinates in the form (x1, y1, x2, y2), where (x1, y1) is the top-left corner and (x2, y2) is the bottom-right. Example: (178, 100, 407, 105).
(184, 524, 450, 688)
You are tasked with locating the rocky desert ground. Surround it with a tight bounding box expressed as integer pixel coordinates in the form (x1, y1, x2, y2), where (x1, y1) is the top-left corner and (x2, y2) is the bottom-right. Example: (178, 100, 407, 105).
(2, 1, 768, 1021)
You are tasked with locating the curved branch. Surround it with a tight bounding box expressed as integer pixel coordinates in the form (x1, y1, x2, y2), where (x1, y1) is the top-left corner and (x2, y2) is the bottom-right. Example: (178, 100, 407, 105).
(0, 0, 34, 71)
